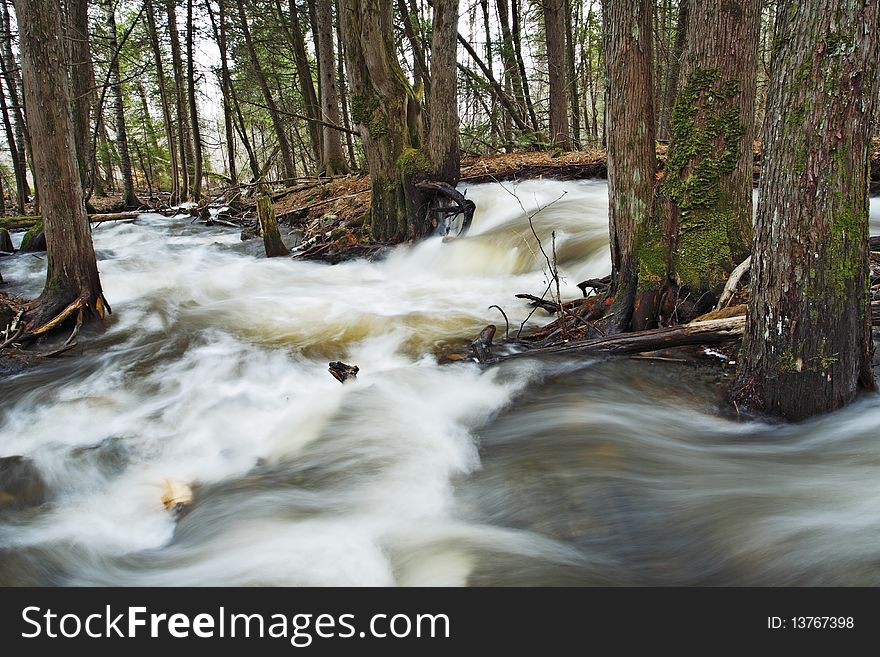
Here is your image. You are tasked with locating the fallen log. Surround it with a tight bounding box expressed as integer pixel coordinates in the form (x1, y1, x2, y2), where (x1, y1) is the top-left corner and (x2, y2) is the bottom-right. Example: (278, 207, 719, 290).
(328, 361, 359, 383)
(489, 316, 747, 363)
(0, 212, 138, 232)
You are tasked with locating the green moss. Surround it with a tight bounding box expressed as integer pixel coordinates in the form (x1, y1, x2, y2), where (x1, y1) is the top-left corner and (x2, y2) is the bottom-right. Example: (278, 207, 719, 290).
(20, 220, 44, 252)
(634, 218, 667, 291)
(351, 88, 385, 138)
(396, 147, 430, 176)
(663, 68, 745, 291)
(778, 348, 800, 373)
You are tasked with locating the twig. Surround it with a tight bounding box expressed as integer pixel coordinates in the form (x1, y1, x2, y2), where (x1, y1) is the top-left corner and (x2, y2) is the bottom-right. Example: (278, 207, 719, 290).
(488, 305, 510, 340)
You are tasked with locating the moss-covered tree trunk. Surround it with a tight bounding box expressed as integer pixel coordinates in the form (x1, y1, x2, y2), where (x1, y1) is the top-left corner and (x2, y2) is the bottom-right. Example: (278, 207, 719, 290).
(256, 196, 289, 257)
(340, 0, 430, 242)
(604, 0, 659, 332)
(733, 0, 879, 421)
(14, 0, 107, 325)
(655, 0, 761, 319)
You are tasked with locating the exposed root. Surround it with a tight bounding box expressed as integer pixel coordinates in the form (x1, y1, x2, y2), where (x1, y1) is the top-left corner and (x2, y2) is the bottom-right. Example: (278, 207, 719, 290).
(30, 296, 85, 336)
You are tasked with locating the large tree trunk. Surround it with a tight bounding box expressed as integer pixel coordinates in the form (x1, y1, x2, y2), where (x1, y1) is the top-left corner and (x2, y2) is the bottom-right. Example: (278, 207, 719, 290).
(733, 0, 880, 421)
(315, 0, 348, 174)
(543, 0, 569, 150)
(235, 0, 297, 180)
(604, 0, 658, 332)
(14, 0, 106, 324)
(652, 0, 761, 319)
(105, 1, 140, 209)
(146, 0, 180, 204)
(288, 0, 322, 166)
(186, 0, 204, 199)
(340, 0, 428, 242)
(166, 0, 191, 200)
(427, 0, 460, 185)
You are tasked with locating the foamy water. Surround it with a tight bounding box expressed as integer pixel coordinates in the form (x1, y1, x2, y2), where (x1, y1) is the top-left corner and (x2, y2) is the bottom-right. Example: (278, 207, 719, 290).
(0, 181, 879, 585)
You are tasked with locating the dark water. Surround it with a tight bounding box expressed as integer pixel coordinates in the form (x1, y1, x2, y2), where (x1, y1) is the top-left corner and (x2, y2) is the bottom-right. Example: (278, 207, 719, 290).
(1, 181, 879, 586)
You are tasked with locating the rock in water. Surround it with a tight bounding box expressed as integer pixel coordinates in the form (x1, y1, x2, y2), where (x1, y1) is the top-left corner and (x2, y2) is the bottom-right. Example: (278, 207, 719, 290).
(0, 228, 13, 252)
(161, 479, 193, 514)
(0, 456, 47, 511)
(328, 361, 359, 383)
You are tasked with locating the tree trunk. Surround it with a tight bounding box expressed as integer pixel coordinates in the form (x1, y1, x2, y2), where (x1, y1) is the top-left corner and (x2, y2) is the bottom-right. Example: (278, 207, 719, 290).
(66, 0, 94, 194)
(427, 0, 460, 185)
(256, 195, 289, 257)
(495, 0, 531, 132)
(105, 1, 140, 209)
(0, 0, 29, 205)
(288, 0, 322, 165)
(166, 0, 191, 200)
(229, 81, 261, 180)
(509, 0, 539, 133)
(235, 0, 297, 180)
(316, 0, 348, 174)
(543, 0, 569, 149)
(14, 0, 106, 325)
(657, 0, 688, 142)
(186, 0, 204, 199)
(340, 0, 428, 242)
(146, 0, 180, 204)
(0, 74, 24, 213)
(604, 0, 658, 332)
(564, 0, 580, 149)
(658, 0, 761, 315)
(733, 0, 880, 421)
(335, 0, 356, 168)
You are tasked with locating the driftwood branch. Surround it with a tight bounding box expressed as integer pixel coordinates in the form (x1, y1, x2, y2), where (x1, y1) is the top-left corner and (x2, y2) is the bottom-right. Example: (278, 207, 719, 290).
(716, 256, 751, 310)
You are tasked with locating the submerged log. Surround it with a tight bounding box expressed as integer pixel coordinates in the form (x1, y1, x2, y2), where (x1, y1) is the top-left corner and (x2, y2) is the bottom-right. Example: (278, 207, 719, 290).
(256, 196, 290, 257)
(471, 324, 496, 363)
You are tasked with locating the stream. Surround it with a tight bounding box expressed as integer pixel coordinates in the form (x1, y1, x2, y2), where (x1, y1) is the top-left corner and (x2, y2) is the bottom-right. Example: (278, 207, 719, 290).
(2, 179, 880, 586)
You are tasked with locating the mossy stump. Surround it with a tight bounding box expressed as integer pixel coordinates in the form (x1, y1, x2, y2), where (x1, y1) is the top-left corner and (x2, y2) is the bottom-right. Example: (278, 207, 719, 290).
(256, 196, 289, 258)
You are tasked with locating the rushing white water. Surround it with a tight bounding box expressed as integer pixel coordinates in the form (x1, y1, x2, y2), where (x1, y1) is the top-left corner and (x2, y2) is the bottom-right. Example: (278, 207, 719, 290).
(0, 180, 879, 586)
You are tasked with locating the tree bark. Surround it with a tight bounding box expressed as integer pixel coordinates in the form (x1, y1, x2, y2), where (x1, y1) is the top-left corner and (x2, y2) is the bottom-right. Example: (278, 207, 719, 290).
(235, 0, 297, 180)
(657, 0, 687, 141)
(427, 0, 460, 185)
(509, 0, 539, 133)
(733, 0, 880, 421)
(334, 0, 356, 167)
(316, 0, 348, 174)
(105, 1, 140, 208)
(657, 0, 761, 311)
(13, 0, 106, 324)
(146, 0, 180, 204)
(340, 0, 428, 241)
(543, 0, 569, 149)
(495, 0, 532, 132)
(166, 0, 192, 200)
(603, 0, 658, 332)
(186, 0, 204, 199)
